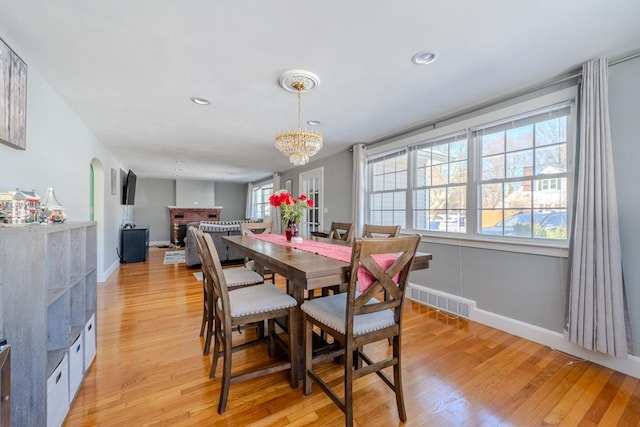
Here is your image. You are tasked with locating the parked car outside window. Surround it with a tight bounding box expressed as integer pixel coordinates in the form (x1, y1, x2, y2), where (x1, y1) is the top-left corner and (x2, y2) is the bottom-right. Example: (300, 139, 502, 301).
(481, 211, 567, 239)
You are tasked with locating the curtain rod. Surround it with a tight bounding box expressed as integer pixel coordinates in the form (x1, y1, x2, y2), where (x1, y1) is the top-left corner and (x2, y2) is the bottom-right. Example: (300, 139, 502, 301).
(370, 50, 640, 145)
(470, 50, 640, 111)
(549, 51, 640, 87)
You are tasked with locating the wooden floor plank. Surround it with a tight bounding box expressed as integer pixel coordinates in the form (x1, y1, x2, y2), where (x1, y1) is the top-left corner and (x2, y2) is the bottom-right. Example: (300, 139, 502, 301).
(63, 247, 640, 426)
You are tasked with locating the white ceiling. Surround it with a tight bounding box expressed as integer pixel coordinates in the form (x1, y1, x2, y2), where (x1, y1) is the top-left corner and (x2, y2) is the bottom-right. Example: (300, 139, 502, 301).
(1, 1, 639, 183)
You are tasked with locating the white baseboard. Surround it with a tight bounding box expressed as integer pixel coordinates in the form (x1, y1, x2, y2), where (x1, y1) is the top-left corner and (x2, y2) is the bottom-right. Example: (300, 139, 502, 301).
(99, 259, 120, 283)
(149, 240, 172, 247)
(408, 283, 640, 379)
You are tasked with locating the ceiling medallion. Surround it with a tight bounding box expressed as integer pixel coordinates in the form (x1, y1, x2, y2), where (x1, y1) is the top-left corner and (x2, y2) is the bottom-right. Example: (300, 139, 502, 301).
(275, 70, 323, 166)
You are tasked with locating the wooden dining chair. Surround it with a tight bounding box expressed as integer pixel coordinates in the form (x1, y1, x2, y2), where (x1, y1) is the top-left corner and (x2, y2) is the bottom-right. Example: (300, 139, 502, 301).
(301, 235, 421, 427)
(362, 223, 401, 238)
(195, 229, 298, 414)
(240, 222, 276, 283)
(190, 226, 264, 355)
(329, 221, 355, 242)
(311, 221, 355, 301)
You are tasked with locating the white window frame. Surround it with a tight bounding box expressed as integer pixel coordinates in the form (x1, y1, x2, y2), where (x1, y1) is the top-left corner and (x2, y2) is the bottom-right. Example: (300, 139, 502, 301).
(367, 150, 408, 228)
(365, 87, 577, 257)
(251, 181, 273, 220)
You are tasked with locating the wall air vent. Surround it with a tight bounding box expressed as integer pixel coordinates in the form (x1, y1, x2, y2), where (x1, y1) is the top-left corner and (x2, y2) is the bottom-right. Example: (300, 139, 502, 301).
(408, 284, 476, 318)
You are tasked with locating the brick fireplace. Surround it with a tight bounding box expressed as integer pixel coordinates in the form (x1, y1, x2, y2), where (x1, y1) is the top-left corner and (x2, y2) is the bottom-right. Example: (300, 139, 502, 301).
(168, 206, 222, 246)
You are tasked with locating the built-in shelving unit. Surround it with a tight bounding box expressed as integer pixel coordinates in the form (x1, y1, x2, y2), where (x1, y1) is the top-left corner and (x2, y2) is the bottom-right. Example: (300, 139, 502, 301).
(0, 222, 97, 427)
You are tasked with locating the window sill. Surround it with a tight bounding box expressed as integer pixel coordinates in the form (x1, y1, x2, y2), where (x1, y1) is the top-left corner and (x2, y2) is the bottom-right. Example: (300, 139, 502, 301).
(410, 231, 569, 258)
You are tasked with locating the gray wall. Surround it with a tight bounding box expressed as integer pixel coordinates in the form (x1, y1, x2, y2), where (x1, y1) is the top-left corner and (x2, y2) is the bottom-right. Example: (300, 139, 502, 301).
(280, 148, 353, 230)
(0, 30, 126, 281)
(132, 178, 247, 243)
(175, 179, 215, 207)
(133, 179, 175, 243)
(610, 57, 640, 354)
(214, 182, 247, 220)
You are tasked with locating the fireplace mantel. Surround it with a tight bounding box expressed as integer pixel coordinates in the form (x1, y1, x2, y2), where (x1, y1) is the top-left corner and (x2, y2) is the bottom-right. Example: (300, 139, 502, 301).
(167, 206, 223, 246)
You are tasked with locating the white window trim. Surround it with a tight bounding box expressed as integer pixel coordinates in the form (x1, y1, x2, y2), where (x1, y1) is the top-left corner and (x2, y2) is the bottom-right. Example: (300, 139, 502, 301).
(367, 87, 577, 257)
(368, 87, 578, 156)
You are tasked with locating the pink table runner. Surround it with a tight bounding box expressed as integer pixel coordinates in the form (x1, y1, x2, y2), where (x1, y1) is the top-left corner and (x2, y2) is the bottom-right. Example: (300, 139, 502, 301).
(247, 233, 396, 291)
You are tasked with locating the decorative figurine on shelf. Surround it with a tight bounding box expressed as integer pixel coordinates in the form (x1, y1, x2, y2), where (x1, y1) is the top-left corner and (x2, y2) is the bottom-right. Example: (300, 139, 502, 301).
(268, 189, 313, 243)
(0, 189, 40, 224)
(40, 187, 66, 223)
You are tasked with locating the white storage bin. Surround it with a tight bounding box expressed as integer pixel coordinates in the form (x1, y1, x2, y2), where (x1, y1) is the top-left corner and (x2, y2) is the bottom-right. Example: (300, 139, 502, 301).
(84, 314, 96, 369)
(47, 353, 69, 427)
(69, 333, 83, 400)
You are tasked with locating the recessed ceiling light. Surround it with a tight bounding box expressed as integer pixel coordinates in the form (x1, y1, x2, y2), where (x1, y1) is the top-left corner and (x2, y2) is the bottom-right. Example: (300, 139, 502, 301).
(307, 120, 321, 126)
(191, 97, 211, 105)
(411, 50, 438, 65)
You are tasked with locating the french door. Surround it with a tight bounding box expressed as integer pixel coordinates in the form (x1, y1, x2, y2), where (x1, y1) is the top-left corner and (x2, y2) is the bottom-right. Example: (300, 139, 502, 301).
(299, 167, 323, 235)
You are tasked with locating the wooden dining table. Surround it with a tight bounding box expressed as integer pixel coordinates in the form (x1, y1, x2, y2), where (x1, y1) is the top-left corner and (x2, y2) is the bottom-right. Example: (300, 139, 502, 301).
(223, 234, 433, 375)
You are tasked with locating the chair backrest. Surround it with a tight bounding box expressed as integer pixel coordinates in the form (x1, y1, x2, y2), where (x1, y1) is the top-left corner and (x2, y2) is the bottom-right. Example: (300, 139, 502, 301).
(193, 229, 232, 325)
(346, 235, 420, 330)
(240, 222, 272, 235)
(362, 224, 401, 238)
(329, 222, 354, 242)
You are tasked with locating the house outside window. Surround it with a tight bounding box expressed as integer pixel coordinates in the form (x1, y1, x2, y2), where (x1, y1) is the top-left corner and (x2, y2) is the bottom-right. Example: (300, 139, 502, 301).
(365, 89, 575, 246)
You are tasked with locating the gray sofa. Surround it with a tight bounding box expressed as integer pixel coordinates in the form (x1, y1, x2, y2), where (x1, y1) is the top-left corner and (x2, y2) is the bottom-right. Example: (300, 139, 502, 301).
(185, 219, 261, 267)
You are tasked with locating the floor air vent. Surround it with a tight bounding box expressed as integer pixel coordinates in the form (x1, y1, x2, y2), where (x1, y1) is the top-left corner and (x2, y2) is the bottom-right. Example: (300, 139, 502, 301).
(408, 285, 476, 318)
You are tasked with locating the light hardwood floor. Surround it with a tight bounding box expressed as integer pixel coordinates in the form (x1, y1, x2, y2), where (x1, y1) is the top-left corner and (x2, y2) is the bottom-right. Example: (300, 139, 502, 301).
(64, 247, 640, 426)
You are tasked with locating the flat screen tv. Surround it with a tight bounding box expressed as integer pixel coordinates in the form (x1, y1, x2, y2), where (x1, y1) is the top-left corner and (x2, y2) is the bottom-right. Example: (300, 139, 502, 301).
(121, 169, 137, 205)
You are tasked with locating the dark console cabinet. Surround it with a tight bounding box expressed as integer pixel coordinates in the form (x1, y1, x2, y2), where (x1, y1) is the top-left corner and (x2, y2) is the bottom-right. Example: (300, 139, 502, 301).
(120, 227, 149, 263)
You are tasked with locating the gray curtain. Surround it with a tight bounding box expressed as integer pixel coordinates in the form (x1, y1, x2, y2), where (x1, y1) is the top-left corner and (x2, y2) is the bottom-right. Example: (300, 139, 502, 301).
(566, 58, 628, 357)
(245, 182, 253, 219)
(351, 143, 367, 237)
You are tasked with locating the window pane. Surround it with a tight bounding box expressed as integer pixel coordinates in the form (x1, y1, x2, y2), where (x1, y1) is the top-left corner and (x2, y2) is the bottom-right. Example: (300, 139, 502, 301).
(416, 149, 431, 167)
(450, 139, 467, 161)
(394, 191, 406, 209)
(432, 144, 447, 165)
(481, 183, 503, 209)
(396, 170, 407, 189)
(432, 163, 449, 185)
(414, 189, 428, 210)
(506, 124, 534, 152)
(504, 180, 532, 209)
(371, 193, 382, 210)
(481, 131, 504, 156)
(533, 177, 567, 209)
(381, 211, 394, 224)
(372, 174, 383, 191)
(415, 166, 430, 187)
(450, 160, 467, 184)
(506, 150, 533, 178)
(414, 210, 428, 230)
(429, 188, 446, 210)
(535, 144, 566, 174)
(393, 211, 406, 228)
(482, 154, 505, 180)
(535, 117, 566, 147)
(480, 209, 503, 233)
(448, 186, 466, 209)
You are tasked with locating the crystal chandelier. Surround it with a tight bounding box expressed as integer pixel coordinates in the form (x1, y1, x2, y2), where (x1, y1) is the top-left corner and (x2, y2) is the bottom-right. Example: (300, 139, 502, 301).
(275, 70, 323, 166)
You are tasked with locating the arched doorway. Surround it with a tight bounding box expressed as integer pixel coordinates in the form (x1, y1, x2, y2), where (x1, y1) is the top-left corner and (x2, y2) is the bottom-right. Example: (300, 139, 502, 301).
(90, 158, 105, 278)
